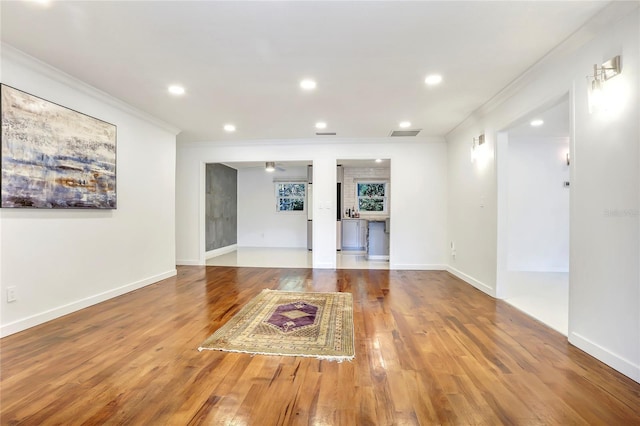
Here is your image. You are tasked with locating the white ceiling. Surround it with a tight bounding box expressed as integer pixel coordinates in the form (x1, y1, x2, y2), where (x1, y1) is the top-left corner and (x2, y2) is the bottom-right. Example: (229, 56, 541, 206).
(507, 97, 570, 139)
(1, 1, 607, 143)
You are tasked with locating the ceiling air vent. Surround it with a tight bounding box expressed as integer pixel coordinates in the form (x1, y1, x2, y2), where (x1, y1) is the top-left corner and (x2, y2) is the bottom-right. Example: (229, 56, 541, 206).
(390, 129, 421, 137)
(316, 132, 337, 136)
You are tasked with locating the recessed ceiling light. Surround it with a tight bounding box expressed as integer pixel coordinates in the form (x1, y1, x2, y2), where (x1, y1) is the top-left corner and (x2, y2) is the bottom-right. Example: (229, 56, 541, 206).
(300, 79, 317, 90)
(168, 85, 185, 95)
(399, 121, 411, 128)
(530, 119, 544, 127)
(315, 122, 327, 129)
(375, 159, 383, 163)
(223, 124, 236, 132)
(424, 74, 443, 86)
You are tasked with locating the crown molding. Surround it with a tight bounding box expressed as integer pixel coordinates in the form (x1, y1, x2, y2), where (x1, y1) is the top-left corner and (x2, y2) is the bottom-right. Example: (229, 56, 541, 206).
(178, 135, 445, 149)
(1, 43, 181, 136)
(446, 1, 639, 138)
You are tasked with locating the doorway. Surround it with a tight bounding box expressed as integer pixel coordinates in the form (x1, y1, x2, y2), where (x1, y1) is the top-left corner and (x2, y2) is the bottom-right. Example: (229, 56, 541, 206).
(204, 160, 313, 268)
(336, 159, 391, 270)
(497, 96, 570, 334)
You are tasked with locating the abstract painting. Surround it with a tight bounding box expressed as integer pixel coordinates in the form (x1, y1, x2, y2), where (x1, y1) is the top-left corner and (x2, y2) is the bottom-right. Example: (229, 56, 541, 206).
(1, 84, 117, 208)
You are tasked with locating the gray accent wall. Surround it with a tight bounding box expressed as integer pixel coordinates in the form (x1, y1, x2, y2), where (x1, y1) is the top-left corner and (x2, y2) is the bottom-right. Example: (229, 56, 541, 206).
(206, 163, 237, 251)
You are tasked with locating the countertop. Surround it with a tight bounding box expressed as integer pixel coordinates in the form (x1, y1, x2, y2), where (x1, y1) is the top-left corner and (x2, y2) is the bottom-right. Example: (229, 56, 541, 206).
(342, 216, 389, 221)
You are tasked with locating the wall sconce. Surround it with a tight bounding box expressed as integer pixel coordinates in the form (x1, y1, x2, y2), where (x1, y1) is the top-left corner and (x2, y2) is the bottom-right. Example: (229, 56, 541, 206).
(566, 152, 570, 166)
(265, 161, 276, 172)
(471, 134, 485, 162)
(588, 55, 622, 113)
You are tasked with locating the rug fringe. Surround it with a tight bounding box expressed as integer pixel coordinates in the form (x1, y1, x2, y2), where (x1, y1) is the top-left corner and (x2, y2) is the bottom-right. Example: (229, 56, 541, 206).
(197, 347, 354, 363)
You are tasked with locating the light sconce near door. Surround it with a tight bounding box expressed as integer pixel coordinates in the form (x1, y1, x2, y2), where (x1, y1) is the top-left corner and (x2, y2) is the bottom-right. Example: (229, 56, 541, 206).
(265, 162, 276, 172)
(588, 55, 622, 113)
(471, 134, 485, 163)
(566, 152, 570, 166)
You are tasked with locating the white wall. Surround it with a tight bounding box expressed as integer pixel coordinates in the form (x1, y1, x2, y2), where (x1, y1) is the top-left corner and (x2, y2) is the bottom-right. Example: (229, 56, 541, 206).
(176, 138, 447, 269)
(446, 4, 639, 382)
(237, 166, 308, 248)
(0, 46, 178, 336)
(507, 137, 570, 272)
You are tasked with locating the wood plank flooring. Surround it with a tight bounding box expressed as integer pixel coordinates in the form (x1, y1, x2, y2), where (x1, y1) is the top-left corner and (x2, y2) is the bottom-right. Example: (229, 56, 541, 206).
(1, 266, 639, 425)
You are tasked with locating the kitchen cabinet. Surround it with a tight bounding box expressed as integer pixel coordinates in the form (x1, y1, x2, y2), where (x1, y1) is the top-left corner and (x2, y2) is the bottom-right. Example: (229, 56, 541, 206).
(342, 219, 367, 250)
(367, 220, 390, 260)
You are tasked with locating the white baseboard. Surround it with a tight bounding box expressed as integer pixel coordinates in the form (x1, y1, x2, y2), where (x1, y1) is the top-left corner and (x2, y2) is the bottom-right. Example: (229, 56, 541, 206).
(205, 244, 237, 259)
(0, 269, 177, 338)
(176, 259, 201, 266)
(446, 265, 495, 296)
(569, 332, 640, 384)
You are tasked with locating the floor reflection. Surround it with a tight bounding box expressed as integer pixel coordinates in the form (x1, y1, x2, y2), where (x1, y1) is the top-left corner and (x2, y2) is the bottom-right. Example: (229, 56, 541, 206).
(206, 247, 389, 270)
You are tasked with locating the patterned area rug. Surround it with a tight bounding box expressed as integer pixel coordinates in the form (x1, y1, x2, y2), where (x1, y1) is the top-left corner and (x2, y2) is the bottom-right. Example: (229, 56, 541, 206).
(198, 289, 355, 362)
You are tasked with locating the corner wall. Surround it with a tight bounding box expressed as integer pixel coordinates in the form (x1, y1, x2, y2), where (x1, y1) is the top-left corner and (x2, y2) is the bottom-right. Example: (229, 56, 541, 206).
(205, 163, 237, 251)
(446, 5, 639, 382)
(0, 46, 178, 336)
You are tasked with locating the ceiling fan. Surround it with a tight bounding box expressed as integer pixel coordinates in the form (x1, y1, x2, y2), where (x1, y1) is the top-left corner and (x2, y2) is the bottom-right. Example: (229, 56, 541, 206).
(265, 162, 286, 172)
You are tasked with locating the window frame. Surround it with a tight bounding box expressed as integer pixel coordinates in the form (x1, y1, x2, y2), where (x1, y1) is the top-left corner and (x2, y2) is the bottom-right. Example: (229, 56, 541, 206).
(355, 181, 388, 214)
(274, 181, 307, 213)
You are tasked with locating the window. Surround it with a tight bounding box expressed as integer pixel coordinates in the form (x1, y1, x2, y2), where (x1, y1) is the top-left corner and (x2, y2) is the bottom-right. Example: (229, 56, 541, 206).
(356, 182, 387, 213)
(275, 182, 306, 212)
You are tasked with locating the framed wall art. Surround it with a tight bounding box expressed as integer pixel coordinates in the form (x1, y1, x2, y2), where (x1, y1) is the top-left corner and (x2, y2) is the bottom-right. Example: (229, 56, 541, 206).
(1, 84, 117, 209)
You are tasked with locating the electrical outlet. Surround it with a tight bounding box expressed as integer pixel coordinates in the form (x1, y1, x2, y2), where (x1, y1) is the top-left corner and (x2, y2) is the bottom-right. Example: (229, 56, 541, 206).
(7, 286, 17, 303)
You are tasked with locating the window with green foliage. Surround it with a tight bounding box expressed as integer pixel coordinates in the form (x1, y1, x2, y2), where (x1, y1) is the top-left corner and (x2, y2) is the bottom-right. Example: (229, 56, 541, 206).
(356, 182, 387, 213)
(275, 182, 306, 212)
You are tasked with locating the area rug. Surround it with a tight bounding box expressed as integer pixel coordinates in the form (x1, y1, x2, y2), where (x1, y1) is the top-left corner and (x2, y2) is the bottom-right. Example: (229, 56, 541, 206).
(198, 289, 354, 362)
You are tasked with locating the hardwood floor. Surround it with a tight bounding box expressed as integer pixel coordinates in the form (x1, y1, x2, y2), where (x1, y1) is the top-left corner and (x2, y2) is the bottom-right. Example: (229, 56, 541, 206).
(1, 266, 639, 425)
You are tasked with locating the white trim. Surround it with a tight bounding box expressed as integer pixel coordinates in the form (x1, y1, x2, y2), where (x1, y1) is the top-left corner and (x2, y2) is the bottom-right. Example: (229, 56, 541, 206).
(569, 332, 640, 384)
(179, 136, 443, 148)
(1, 44, 181, 135)
(0, 269, 177, 337)
(446, 266, 495, 297)
(446, 2, 638, 137)
(496, 131, 509, 300)
(275, 181, 307, 213)
(205, 244, 238, 259)
(198, 162, 206, 265)
(355, 181, 388, 214)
